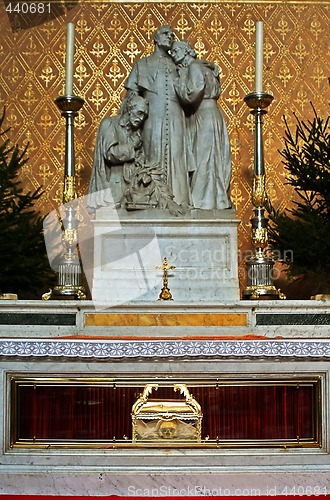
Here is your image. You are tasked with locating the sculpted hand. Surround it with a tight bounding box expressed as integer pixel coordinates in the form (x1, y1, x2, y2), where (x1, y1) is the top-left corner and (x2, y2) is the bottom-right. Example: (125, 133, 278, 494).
(129, 132, 143, 150)
(167, 199, 187, 216)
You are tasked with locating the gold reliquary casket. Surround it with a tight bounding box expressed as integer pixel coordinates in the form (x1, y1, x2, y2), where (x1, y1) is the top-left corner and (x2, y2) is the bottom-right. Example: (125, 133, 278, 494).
(131, 383, 202, 443)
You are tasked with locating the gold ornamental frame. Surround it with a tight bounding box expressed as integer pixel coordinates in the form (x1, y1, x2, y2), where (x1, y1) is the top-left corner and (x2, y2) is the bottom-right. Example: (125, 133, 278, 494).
(131, 383, 203, 443)
(9, 374, 322, 450)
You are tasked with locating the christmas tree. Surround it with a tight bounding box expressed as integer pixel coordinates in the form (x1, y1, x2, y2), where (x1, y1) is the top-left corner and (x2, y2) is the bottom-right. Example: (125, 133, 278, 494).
(0, 109, 55, 298)
(267, 104, 330, 296)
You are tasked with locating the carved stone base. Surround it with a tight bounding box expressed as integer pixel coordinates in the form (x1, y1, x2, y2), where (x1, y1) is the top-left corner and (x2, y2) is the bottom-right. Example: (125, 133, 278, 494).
(90, 208, 240, 304)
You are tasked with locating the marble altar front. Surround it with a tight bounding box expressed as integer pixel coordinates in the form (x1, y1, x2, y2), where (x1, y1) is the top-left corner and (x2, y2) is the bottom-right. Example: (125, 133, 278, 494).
(0, 299, 329, 495)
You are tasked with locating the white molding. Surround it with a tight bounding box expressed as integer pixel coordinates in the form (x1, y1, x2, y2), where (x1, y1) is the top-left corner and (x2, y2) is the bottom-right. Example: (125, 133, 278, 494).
(1, 338, 330, 359)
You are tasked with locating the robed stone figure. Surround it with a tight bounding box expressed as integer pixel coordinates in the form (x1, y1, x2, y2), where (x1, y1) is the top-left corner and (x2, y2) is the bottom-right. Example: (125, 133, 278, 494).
(124, 25, 192, 209)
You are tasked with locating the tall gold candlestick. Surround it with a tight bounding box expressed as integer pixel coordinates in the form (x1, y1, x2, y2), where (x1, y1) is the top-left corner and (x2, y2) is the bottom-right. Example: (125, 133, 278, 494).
(43, 24, 85, 301)
(242, 92, 285, 300)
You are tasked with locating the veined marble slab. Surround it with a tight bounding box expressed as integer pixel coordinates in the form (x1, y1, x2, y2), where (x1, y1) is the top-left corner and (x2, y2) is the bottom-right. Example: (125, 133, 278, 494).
(0, 471, 330, 496)
(84, 312, 248, 327)
(0, 300, 330, 338)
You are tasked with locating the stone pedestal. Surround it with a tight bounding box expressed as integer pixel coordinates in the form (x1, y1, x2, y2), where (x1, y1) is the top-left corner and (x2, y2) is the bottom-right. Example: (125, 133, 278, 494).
(90, 207, 240, 305)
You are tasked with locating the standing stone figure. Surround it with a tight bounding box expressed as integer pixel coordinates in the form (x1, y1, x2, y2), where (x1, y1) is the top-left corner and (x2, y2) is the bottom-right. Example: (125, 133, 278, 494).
(171, 41, 232, 210)
(124, 25, 192, 208)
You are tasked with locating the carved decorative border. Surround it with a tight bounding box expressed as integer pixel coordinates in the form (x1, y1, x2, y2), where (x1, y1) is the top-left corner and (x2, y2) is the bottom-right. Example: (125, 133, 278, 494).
(0, 339, 330, 359)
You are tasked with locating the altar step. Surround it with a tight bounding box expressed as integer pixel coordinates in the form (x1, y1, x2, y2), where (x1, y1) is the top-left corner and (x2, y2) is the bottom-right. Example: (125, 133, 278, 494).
(0, 300, 329, 339)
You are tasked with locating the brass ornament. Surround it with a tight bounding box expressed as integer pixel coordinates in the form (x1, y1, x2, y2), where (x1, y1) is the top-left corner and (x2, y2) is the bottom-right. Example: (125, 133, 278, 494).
(251, 227, 268, 249)
(63, 227, 78, 246)
(156, 257, 175, 301)
(252, 174, 267, 208)
(245, 285, 286, 300)
(63, 175, 77, 204)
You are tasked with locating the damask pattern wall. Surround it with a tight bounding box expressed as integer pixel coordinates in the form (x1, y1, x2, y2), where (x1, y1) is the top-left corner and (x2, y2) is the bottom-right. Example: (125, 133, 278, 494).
(0, 0, 329, 287)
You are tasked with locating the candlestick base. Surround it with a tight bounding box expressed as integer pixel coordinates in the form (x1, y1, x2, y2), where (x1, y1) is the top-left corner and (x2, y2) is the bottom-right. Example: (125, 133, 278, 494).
(242, 253, 285, 300)
(42, 204, 87, 301)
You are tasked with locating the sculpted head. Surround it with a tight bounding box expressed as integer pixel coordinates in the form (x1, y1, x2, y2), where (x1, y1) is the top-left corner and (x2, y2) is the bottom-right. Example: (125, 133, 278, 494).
(171, 41, 197, 65)
(153, 25, 174, 51)
(127, 95, 149, 129)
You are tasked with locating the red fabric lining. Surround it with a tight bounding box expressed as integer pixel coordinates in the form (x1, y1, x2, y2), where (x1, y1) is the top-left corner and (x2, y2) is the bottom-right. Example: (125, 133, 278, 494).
(18, 383, 314, 441)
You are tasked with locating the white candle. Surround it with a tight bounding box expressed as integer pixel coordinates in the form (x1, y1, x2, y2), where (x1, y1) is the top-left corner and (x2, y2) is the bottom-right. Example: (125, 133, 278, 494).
(65, 22, 75, 95)
(255, 21, 264, 93)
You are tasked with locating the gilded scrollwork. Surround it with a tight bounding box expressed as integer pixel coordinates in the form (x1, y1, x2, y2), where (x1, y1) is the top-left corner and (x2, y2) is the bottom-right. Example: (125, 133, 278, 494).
(252, 174, 267, 208)
(252, 227, 268, 249)
(63, 175, 77, 204)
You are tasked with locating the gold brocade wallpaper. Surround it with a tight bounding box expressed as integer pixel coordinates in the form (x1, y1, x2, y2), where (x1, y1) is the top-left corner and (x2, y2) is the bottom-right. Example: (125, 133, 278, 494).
(0, 1, 329, 290)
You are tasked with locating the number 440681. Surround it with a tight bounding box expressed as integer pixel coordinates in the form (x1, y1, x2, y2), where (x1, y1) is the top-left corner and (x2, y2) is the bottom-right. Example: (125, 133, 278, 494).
(6, 3, 51, 14)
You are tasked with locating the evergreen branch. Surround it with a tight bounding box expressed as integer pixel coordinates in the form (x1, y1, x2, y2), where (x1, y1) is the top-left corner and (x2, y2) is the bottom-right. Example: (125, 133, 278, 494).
(267, 104, 330, 293)
(0, 107, 55, 298)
